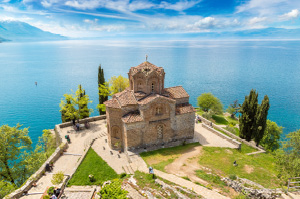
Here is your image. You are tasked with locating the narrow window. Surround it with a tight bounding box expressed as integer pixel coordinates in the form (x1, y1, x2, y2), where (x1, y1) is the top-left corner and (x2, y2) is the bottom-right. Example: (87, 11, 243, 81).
(157, 125, 163, 139)
(151, 83, 154, 92)
(156, 107, 161, 115)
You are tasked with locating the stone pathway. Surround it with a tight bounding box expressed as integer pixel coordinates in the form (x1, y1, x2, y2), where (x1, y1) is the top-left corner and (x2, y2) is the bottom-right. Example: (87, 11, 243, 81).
(194, 123, 237, 148)
(62, 186, 96, 199)
(20, 120, 106, 199)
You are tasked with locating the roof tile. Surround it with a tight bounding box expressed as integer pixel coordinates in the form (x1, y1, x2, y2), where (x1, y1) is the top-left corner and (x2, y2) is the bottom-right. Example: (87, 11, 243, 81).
(164, 86, 189, 99)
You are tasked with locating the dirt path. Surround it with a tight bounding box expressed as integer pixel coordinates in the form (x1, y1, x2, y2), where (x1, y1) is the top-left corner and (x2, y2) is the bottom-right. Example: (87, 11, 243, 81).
(165, 146, 209, 186)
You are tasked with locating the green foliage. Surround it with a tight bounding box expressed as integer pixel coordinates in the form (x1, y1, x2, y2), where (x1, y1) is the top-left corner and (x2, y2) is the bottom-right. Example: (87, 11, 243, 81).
(202, 110, 213, 120)
(43, 195, 50, 199)
(260, 120, 283, 152)
(254, 95, 270, 146)
(239, 89, 270, 145)
(234, 194, 248, 199)
(229, 174, 237, 180)
(68, 148, 118, 186)
(275, 130, 300, 179)
(41, 129, 56, 156)
(109, 75, 129, 95)
(227, 100, 240, 118)
(98, 65, 108, 115)
(47, 186, 55, 195)
(119, 173, 127, 179)
(59, 85, 93, 123)
(225, 125, 239, 136)
(98, 179, 128, 199)
(51, 171, 64, 185)
(0, 180, 16, 198)
(0, 124, 32, 186)
(197, 93, 223, 114)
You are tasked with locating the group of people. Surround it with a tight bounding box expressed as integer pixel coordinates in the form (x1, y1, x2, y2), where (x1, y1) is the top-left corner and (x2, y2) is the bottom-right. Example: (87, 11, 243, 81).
(50, 188, 61, 199)
(72, 119, 90, 131)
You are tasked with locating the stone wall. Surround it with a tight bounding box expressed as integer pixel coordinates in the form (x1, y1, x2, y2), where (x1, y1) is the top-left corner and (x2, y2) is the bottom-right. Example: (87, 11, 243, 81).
(202, 123, 241, 149)
(5, 142, 68, 199)
(175, 112, 195, 140)
(198, 115, 265, 154)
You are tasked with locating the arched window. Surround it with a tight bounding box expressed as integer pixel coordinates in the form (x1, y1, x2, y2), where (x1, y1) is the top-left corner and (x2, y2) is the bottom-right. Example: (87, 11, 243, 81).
(151, 83, 154, 92)
(157, 125, 163, 139)
(112, 127, 120, 139)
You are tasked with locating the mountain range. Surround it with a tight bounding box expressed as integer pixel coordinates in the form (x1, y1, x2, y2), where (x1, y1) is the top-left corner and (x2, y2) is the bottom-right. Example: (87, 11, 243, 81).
(0, 20, 66, 42)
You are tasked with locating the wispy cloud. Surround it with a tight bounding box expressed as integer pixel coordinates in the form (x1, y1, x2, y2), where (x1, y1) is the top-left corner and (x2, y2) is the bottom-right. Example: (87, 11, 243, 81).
(280, 9, 300, 21)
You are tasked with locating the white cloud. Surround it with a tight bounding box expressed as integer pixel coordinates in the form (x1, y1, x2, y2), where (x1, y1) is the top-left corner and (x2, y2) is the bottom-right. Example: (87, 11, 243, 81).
(65, 0, 102, 10)
(2, 0, 11, 3)
(248, 17, 267, 25)
(158, 0, 201, 12)
(280, 9, 300, 21)
(83, 18, 98, 24)
(91, 24, 125, 32)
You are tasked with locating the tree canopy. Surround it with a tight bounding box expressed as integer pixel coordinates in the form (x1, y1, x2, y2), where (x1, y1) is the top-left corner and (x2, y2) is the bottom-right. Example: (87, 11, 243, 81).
(276, 130, 300, 179)
(260, 120, 283, 152)
(239, 89, 270, 145)
(197, 93, 223, 115)
(98, 65, 107, 115)
(226, 100, 240, 118)
(109, 75, 129, 95)
(60, 85, 93, 123)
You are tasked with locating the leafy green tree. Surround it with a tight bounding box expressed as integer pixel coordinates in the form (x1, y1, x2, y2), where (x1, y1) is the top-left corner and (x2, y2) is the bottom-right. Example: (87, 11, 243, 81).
(98, 179, 128, 199)
(109, 75, 129, 95)
(226, 100, 240, 118)
(0, 124, 32, 186)
(0, 180, 16, 198)
(97, 83, 110, 114)
(254, 95, 270, 146)
(275, 130, 300, 179)
(59, 85, 93, 123)
(197, 93, 223, 114)
(260, 120, 283, 152)
(239, 89, 259, 141)
(98, 65, 108, 115)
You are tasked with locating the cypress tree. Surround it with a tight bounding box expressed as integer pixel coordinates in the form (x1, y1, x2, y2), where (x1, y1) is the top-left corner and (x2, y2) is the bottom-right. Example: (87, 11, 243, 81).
(239, 89, 258, 141)
(254, 95, 270, 146)
(98, 65, 107, 115)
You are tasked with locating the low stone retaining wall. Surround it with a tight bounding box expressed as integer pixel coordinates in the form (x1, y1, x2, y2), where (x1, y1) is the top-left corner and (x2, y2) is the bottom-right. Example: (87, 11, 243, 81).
(5, 142, 68, 199)
(202, 123, 241, 149)
(223, 177, 282, 199)
(198, 115, 265, 154)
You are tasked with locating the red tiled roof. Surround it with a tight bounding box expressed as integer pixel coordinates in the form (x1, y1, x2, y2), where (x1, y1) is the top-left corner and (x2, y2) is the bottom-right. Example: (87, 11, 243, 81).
(122, 111, 143, 123)
(104, 98, 120, 108)
(129, 61, 164, 76)
(175, 104, 195, 115)
(138, 93, 175, 105)
(115, 89, 138, 107)
(164, 86, 189, 99)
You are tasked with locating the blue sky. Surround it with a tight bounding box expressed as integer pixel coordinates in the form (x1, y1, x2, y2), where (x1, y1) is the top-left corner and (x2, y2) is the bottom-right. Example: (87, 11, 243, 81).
(0, 0, 300, 37)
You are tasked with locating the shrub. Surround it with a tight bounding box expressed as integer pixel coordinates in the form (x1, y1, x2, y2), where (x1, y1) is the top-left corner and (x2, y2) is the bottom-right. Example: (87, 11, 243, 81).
(229, 174, 237, 180)
(43, 195, 50, 199)
(119, 173, 127, 178)
(51, 171, 64, 185)
(202, 111, 213, 120)
(98, 179, 128, 199)
(47, 186, 55, 195)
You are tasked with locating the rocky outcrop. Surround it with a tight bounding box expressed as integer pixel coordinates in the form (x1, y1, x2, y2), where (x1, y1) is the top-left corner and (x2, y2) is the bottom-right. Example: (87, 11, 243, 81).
(222, 177, 282, 199)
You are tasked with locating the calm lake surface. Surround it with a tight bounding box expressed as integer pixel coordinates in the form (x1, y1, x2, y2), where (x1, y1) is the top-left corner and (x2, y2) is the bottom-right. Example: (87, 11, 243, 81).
(1, 40, 300, 144)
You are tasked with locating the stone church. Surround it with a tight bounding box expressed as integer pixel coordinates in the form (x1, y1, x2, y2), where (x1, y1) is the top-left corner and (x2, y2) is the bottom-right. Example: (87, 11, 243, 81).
(104, 61, 195, 151)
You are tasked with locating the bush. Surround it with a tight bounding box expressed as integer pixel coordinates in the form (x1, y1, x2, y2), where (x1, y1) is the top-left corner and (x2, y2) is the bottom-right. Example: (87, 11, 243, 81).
(119, 173, 127, 178)
(98, 179, 128, 199)
(43, 195, 50, 199)
(47, 186, 55, 195)
(51, 171, 64, 185)
(202, 111, 213, 120)
(229, 174, 237, 180)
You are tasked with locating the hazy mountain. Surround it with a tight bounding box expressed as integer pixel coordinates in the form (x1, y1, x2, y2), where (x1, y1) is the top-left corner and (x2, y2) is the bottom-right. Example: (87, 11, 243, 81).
(0, 20, 66, 42)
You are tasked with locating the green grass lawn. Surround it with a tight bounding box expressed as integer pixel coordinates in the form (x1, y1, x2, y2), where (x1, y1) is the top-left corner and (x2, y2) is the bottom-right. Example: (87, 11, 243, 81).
(226, 116, 239, 125)
(212, 115, 229, 125)
(68, 148, 119, 186)
(140, 143, 200, 172)
(198, 147, 282, 188)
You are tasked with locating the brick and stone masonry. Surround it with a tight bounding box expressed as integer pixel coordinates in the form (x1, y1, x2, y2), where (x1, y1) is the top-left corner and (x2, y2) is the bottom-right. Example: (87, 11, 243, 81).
(104, 61, 195, 151)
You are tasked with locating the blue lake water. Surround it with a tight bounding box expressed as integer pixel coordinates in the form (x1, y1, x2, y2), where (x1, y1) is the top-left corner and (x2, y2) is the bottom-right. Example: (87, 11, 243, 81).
(1, 40, 300, 145)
